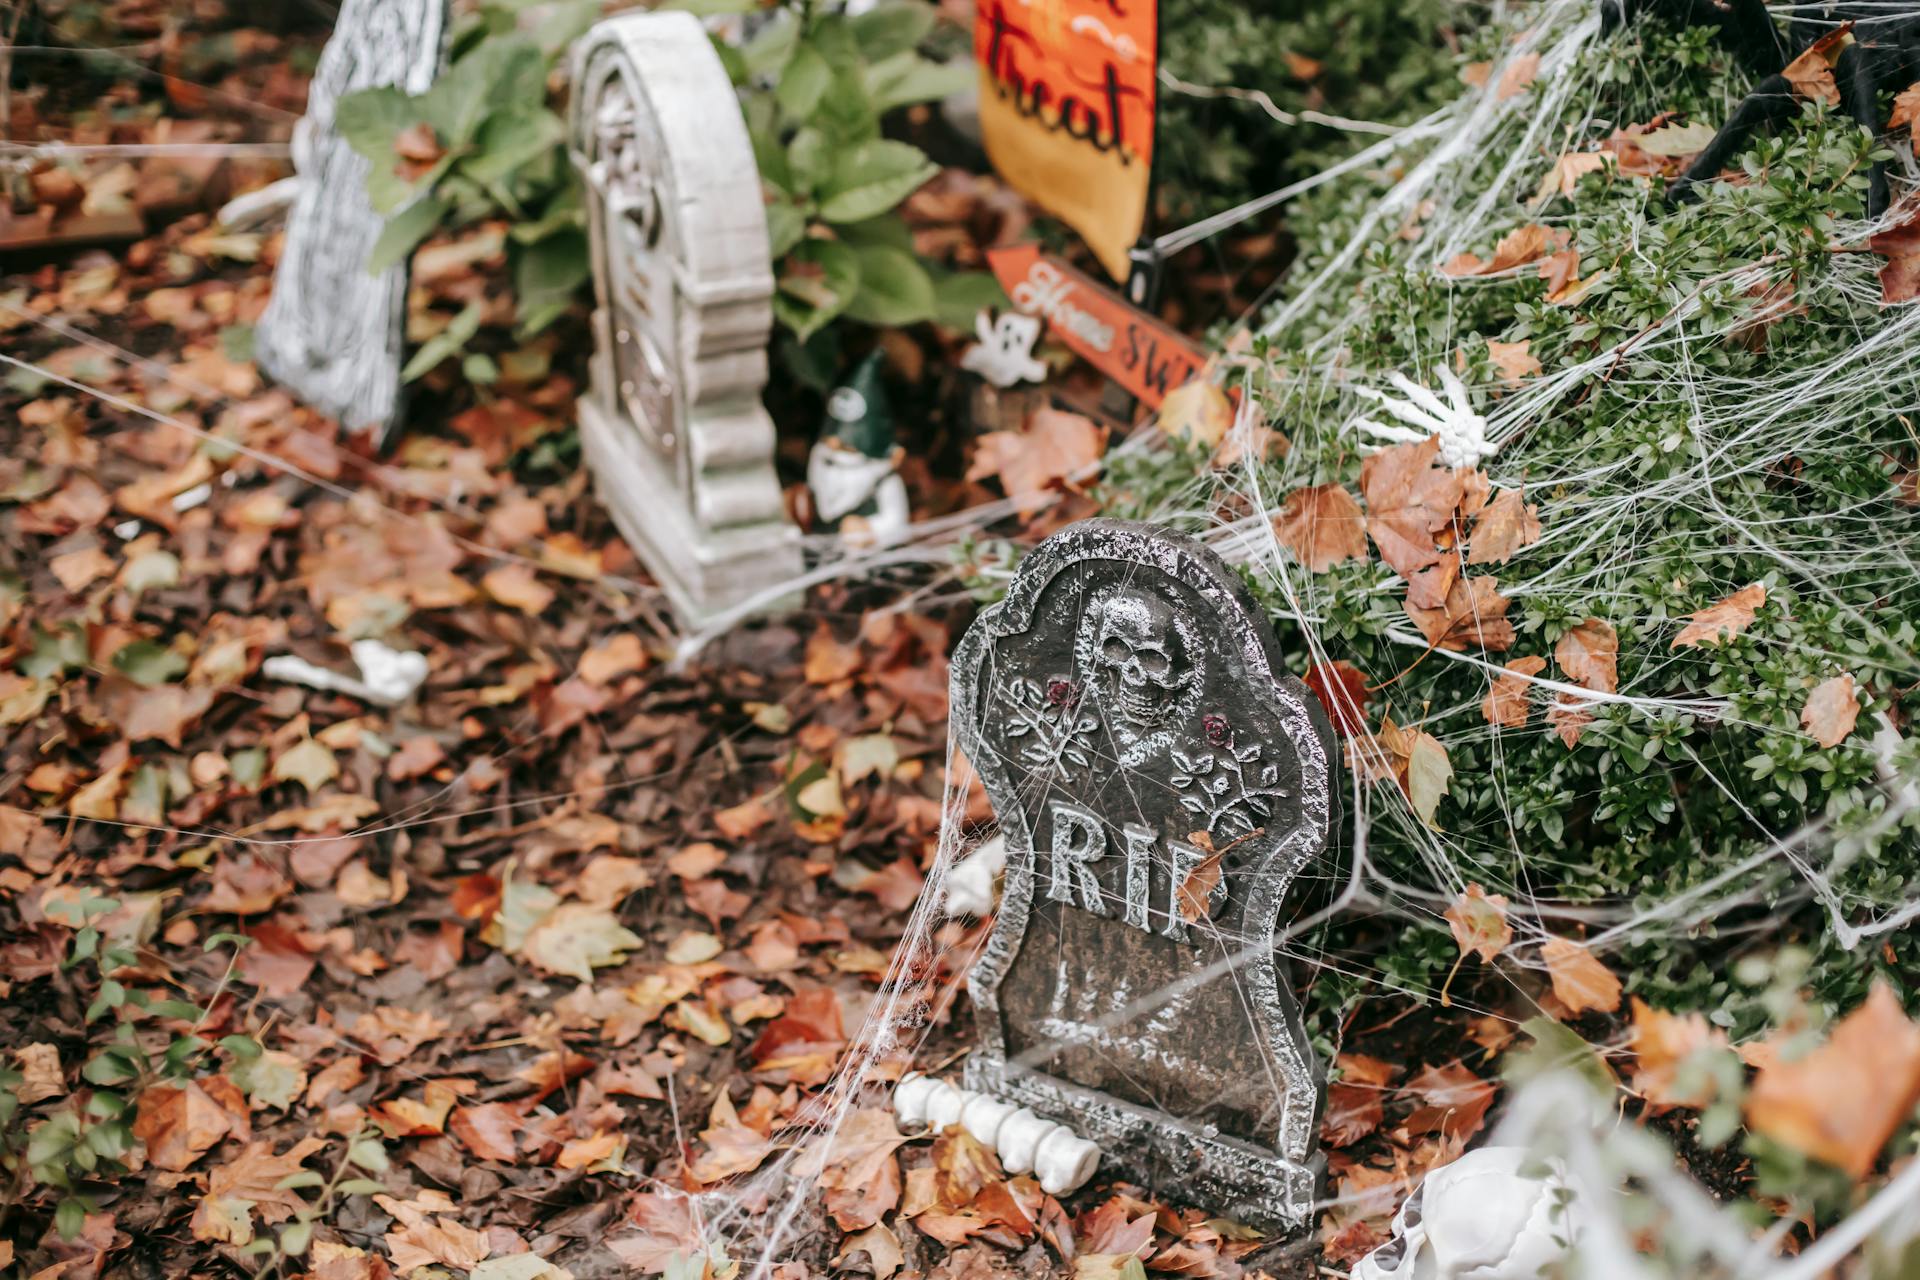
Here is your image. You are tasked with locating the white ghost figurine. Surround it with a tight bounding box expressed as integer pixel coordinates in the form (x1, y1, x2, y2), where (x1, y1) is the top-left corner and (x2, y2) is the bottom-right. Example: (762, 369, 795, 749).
(961, 310, 1048, 389)
(1351, 1146, 1591, 1280)
(1352, 366, 1497, 469)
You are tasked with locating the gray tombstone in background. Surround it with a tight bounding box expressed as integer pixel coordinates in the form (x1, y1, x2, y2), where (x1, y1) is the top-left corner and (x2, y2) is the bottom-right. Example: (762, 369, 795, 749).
(254, 0, 447, 442)
(954, 520, 1337, 1228)
(569, 11, 802, 627)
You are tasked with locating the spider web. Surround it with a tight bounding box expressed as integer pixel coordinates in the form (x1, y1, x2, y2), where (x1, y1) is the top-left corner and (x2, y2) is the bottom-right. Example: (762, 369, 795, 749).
(696, 2, 1920, 1274)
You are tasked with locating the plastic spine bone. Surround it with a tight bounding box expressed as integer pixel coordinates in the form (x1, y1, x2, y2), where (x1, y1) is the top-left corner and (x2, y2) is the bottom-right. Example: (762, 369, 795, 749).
(893, 1074, 1101, 1196)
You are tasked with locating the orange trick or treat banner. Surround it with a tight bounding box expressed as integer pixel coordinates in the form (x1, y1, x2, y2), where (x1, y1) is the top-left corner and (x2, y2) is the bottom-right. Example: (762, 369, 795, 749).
(974, 0, 1158, 283)
(987, 243, 1203, 408)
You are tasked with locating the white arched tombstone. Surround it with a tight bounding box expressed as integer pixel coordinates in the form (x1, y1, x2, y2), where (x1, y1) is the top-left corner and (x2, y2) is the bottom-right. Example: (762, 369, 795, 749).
(569, 11, 802, 628)
(254, 0, 448, 443)
(951, 519, 1337, 1228)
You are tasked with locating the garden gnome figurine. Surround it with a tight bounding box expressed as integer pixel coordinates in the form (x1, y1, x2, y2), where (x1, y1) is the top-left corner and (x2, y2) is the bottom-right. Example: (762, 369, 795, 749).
(808, 351, 910, 545)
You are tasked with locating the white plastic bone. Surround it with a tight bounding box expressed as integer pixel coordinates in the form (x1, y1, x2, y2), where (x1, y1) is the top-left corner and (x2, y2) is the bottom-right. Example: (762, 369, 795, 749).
(215, 175, 301, 231)
(1350, 1146, 1590, 1280)
(891, 1077, 1100, 1195)
(993, 1107, 1052, 1176)
(943, 834, 1007, 917)
(262, 639, 428, 708)
(960, 1093, 1018, 1147)
(893, 1074, 939, 1127)
(923, 1081, 968, 1131)
(1032, 1125, 1101, 1196)
(1351, 366, 1496, 469)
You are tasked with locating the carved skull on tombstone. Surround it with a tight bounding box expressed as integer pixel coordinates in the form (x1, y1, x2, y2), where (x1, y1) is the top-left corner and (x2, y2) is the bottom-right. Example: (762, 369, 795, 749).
(1078, 585, 1201, 764)
(569, 11, 801, 627)
(954, 519, 1338, 1228)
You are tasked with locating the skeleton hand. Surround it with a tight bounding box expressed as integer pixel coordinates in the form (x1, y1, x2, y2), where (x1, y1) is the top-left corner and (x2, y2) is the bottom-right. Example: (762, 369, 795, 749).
(1352, 366, 1496, 469)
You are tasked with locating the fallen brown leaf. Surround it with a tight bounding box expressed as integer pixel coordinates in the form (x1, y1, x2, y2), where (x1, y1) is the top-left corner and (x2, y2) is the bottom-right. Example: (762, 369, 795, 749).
(1359, 436, 1466, 582)
(1801, 673, 1860, 748)
(967, 409, 1110, 518)
(1747, 983, 1920, 1179)
(1272, 483, 1368, 573)
(1629, 997, 1728, 1110)
(1485, 339, 1541, 385)
(1673, 583, 1765, 648)
(1403, 574, 1516, 653)
(1466, 487, 1542, 565)
(1541, 937, 1622, 1015)
(1444, 884, 1512, 962)
(1482, 655, 1546, 728)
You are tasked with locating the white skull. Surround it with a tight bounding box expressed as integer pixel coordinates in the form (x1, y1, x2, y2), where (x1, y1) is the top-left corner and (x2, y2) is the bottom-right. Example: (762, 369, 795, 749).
(1351, 1147, 1588, 1280)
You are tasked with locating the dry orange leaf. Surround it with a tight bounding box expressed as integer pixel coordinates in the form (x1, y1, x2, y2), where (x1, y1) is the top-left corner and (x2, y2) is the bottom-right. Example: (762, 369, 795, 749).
(1629, 997, 1728, 1110)
(1746, 983, 1920, 1180)
(1673, 583, 1766, 648)
(690, 1092, 775, 1184)
(1485, 339, 1542, 384)
(190, 1136, 327, 1244)
(804, 622, 862, 685)
(1444, 884, 1512, 962)
(1497, 51, 1541, 100)
(1440, 224, 1560, 277)
(1157, 379, 1234, 447)
(481, 563, 555, 616)
(966, 408, 1110, 518)
(1869, 215, 1920, 305)
(1541, 937, 1622, 1015)
(1556, 618, 1619, 694)
(578, 632, 647, 686)
(1532, 151, 1611, 205)
(1891, 82, 1920, 141)
(1272, 483, 1368, 573)
(1359, 436, 1466, 581)
(133, 1081, 238, 1172)
(1466, 488, 1542, 565)
(1403, 574, 1516, 653)
(1483, 654, 1546, 728)
(1801, 672, 1861, 748)
(1782, 23, 1852, 106)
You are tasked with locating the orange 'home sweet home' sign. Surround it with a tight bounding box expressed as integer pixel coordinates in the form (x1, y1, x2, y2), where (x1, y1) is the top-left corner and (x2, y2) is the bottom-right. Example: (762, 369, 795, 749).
(974, 0, 1158, 283)
(987, 243, 1204, 409)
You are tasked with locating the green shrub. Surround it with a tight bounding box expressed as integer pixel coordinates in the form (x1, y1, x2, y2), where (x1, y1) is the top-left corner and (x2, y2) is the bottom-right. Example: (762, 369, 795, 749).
(694, 0, 1000, 357)
(336, 0, 600, 350)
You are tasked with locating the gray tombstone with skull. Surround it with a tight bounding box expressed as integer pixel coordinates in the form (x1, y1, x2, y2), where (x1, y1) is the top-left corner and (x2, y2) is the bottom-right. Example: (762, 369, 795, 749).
(569, 10, 802, 627)
(953, 519, 1337, 1227)
(254, 0, 448, 442)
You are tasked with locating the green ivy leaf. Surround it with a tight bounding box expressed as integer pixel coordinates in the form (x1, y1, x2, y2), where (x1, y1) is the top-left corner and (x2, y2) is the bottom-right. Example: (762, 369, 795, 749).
(110, 640, 186, 686)
(849, 2, 936, 61)
(774, 238, 861, 342)
(865, 52, 975, 112)
(816, 140, 937, 224)
(765, 198, 808, 260)
(368, 195, 451, 276)
(843, 244, 935, 327)
(776, 41, 834, 121)
(929, 270, 1010, 331)
(401, 299, 487, 382)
